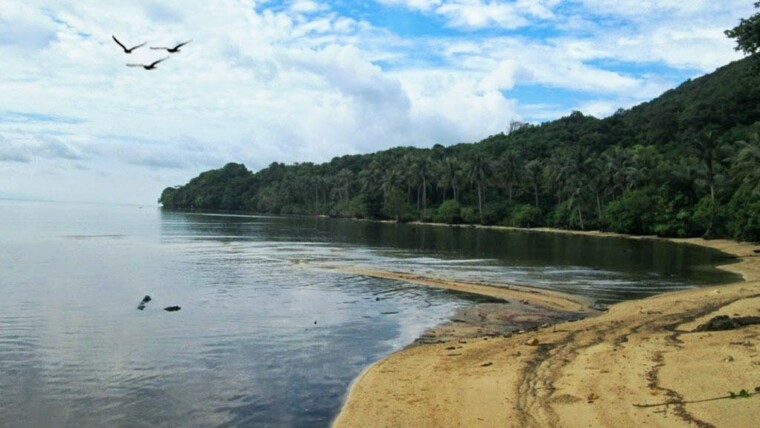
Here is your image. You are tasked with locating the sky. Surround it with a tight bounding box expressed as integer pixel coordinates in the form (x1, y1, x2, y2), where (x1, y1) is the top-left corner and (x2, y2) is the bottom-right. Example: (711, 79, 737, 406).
(0, 0, 755, 205)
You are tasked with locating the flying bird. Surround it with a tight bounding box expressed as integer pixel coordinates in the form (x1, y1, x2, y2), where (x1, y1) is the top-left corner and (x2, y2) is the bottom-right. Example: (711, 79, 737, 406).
(151, 39, 192, 53)
(112, 35, 146, 53)
(126, 57, 169, 70)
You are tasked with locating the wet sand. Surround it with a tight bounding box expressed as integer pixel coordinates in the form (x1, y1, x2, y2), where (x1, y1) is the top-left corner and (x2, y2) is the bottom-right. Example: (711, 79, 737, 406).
(333, 233, 760, 428)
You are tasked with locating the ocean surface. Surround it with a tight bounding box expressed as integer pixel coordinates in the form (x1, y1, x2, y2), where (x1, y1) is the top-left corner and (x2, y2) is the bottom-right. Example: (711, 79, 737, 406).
(0, 200, 739, 427)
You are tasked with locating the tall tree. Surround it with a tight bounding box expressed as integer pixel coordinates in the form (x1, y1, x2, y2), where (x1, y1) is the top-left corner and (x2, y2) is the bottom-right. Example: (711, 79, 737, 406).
(498, 150, 522, 203)
(693, 130, 729, 237)
(335, 169, 353, 204)
(561, 146, 594, 229)
(437, 156, 462, 202)
(524, 159, 543, 209)
(602, 147, 636, 198)
(465, 152, 492, 224)
(725, 1, 760, 56)
(413, 154, 434, 219)
(733, 133, 760, 195)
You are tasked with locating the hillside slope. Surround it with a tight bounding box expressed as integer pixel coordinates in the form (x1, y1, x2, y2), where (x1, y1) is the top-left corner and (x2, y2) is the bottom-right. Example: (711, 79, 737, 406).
(160, 56, 760, 241)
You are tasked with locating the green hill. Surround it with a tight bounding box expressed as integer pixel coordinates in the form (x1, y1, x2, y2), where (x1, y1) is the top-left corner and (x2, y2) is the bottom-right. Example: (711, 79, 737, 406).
(160, 56, 760, 241)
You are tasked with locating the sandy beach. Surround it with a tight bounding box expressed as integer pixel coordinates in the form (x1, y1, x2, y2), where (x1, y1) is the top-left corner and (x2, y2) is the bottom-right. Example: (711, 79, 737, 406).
(333, 232, 760, 428)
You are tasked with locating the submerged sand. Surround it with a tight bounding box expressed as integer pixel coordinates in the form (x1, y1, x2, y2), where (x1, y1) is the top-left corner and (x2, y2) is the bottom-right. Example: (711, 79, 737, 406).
(333, 234, 760, 428)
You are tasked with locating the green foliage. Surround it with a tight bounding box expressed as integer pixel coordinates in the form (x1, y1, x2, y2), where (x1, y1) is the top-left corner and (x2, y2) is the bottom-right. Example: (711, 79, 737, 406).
(604, 190, 655, 235)
(549, 200, 578, 229)
(725, 1, 760, 56)
(433, 200, 462, 224)
(461, 207, 478, 224)
(653, 194, 696, 237)
(480, 202, 508, 225)
(508, 204, 542, 228)
(160, 52, 760, 242)
(347, 196, 370, 219)
(692, 196, 715, 237)
(727, 190, 760, 241)
(728, 389, 752, 399)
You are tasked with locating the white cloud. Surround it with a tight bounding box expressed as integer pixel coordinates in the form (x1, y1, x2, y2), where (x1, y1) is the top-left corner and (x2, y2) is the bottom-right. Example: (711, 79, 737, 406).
(290, 0, 329, 14)
(377, 0, 560, 29)
(577, 0, 733, 19)
(0, 0, 753, 203)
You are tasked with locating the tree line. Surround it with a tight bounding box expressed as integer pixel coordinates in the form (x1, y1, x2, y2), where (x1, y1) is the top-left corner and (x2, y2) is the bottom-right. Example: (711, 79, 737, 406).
(161, 13, 760, 242)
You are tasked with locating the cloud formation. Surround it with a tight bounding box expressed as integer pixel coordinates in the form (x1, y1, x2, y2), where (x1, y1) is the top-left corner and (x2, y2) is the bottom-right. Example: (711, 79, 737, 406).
(0, 0, 751, 204)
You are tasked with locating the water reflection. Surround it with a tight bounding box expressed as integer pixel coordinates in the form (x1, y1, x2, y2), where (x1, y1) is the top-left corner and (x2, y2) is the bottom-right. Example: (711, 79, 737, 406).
(0, 201, 739, 427)
(161, 211, 739, 303)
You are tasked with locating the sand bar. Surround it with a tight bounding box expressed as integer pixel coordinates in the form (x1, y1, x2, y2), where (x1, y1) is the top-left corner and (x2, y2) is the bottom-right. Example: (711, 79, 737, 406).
(333, 234, 760, 428)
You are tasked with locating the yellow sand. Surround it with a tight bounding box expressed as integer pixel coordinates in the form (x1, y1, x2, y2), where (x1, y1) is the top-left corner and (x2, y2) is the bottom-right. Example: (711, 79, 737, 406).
(333, 234, 760, 428)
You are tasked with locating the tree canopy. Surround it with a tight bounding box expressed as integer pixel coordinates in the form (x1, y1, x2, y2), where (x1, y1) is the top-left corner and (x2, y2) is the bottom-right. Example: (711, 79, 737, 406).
(726, 1, 760, 56)
(160, 56, 760, 242)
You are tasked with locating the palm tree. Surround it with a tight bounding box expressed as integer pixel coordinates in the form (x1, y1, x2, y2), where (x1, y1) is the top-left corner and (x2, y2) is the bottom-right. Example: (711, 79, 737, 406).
(733, 133, 760, 196)
(358, 159, 385, 197)
(312, 175, 325, 213)
(693, 130, 729, 237)
(465, 151, 492, 224)
(413, 154, 433, 219)
(588, 155, 608, 223)
(335, 169, 353, 204)
(498, 151, 522, 203)
(380, 166, 403, 203)
(602, 147, 636, 198)
(551, 146, 593, 229)
(437, 156, 462, 201)
(400, 154, 418, 204)
(524, 159, 543, 209)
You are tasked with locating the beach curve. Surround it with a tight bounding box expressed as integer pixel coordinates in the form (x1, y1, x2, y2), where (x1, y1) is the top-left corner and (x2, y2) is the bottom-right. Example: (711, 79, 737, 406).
(332, 233, 760, 428)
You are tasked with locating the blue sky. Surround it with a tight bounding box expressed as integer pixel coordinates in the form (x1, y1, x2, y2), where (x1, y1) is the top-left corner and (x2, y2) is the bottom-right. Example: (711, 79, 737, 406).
(0, 0, 755, 204)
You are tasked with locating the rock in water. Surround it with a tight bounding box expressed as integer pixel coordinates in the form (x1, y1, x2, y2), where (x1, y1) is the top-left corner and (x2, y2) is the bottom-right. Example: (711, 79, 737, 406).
(164, 306, 181, 312)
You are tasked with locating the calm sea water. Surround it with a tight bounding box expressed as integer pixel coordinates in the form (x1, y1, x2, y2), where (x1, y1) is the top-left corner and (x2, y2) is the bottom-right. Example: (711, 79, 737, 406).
(0, 200, 738, 427)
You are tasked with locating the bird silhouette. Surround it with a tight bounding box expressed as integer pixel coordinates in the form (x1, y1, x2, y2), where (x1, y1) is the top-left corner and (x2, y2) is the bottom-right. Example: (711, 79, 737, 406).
(151, 40, 192, 53)
(112, 35, 146, 53)
(126, 57, 169, 70)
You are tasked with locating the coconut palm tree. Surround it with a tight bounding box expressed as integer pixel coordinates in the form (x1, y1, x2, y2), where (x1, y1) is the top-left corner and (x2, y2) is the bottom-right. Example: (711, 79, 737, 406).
(465, 151, 492, 224)
(437, 156, 462, 202)
(524, 159, 543, 209)
(498, 150, 522, 203)
(693, 130, 730, 237)
(733, 133, 760, 196)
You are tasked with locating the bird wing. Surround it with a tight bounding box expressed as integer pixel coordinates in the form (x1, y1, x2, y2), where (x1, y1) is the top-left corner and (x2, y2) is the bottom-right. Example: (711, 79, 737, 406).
(112, 35, 128, 51)
(174, 39, 193, 49)
(129, 42, 147, 50)
(150, 57, 169, 66)
(126, 64, 143, 67)
(150, 46, 169, 50)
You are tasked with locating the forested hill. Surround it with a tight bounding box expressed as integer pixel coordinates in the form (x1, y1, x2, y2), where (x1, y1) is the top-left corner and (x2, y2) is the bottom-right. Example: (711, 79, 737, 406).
(160, 56, 760, 241)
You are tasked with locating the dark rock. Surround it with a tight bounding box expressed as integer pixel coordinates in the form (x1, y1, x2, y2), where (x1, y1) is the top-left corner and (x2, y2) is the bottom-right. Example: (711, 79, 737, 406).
(164, 306, 181, 312)
(695, 315, 760, 332)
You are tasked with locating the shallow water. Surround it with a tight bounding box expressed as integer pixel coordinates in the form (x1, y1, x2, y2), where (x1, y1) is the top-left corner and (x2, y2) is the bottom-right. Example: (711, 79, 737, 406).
(0, 200, 738, 427)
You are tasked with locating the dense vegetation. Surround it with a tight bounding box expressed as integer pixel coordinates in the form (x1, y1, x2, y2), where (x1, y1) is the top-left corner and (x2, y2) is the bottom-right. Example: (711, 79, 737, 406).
(160, 55, 760, 242)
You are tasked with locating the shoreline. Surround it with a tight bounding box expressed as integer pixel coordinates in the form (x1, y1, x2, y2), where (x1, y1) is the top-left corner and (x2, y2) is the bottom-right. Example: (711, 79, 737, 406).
(332, 230, 760, 428)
